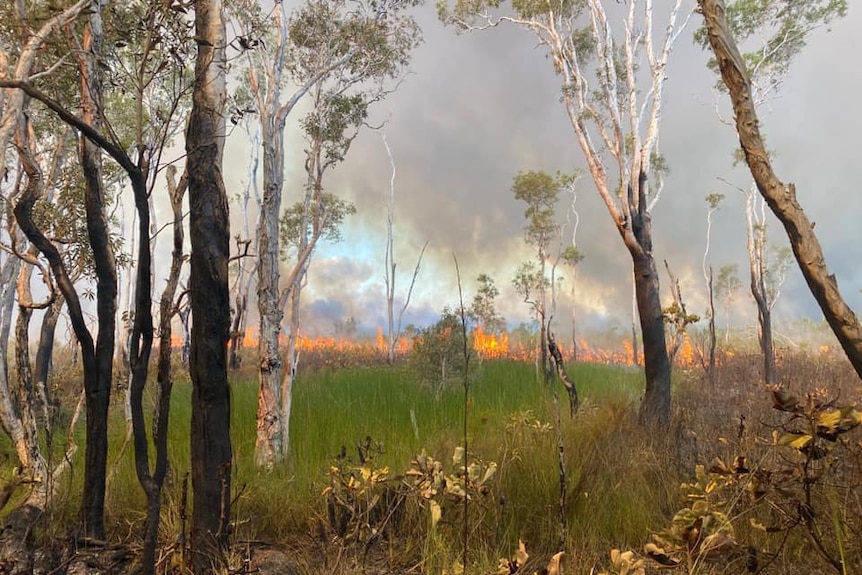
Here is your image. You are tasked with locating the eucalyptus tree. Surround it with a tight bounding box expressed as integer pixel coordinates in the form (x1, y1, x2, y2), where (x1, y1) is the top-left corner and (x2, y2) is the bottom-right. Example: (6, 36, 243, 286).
(0, 7, 123, 545)
(697, 0, 859, 377)
(186, 0, 232, 568)
(715, 263, 741, 343)
(469, 273, 505, 335)
(561, 181, 584, 360)
(743, 186, 793, 384)
(383, 133, 427, 365)
(702, 193, 724, 376)
(0, 0, 93, 183)
(238, 0, 422, 468)
(439, 0, 691, 425)
(512, 170, 565, 383)
(2, 0, 195, 555)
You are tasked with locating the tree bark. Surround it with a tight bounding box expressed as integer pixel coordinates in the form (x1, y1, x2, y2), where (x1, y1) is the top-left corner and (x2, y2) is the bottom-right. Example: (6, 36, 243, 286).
(699, 0, 862, 378)
(706, 266, 716, 381)
(76, 2, 118, 539)
(745, 190, 776, 385)
(187, 0, 232, 569)
(13, 118, 104, 541)
(33, 295, 64, 396)
(634, 250, 671, 426)
(254, 116, 286, 468)
(135, 166, 186, 575)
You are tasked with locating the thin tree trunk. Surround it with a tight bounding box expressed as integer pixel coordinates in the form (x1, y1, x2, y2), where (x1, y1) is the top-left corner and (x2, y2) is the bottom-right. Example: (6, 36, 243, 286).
(76, 2, 118, 539)
(33, 294, 64, 399)
(745, 189, 776, 385)
(14, 118, 107, 539)
(188, 0, 232, 570)
(630, 276, 639, 367)
(699, 0, 862, 378)
(135, 166, 186, 575)
(707, 266, 716, 380)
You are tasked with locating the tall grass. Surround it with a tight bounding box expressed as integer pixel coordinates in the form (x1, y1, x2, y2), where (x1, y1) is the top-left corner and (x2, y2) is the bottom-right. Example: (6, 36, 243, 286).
(1, 357, 768, 573)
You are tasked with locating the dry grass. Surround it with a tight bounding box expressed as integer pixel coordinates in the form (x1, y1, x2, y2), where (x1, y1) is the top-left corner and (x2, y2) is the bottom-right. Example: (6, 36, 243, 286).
(3, 347, 861, 574)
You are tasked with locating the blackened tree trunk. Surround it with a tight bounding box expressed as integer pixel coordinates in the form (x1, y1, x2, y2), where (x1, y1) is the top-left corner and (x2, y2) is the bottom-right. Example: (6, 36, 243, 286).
(706, 266, 717, 381)
(13, 115, 109, 539)
(632, 249, 671, 426)
(134, 166, 186, 575)
(76, 4, 118, 539)
(33, 294, 64, 395)
(187, 0, 232, 570)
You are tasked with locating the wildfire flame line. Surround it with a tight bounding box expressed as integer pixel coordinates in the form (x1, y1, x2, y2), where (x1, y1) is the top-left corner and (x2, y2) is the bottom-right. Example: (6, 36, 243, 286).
(168, 325, 700, 367)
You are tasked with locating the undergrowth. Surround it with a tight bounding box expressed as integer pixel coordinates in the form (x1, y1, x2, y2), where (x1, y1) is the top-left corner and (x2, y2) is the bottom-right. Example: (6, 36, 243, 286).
(1, 352, 860, 574)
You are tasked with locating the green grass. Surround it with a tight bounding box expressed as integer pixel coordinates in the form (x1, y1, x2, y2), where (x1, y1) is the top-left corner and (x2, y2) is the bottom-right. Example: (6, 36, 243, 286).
(11, 359, 678, 572)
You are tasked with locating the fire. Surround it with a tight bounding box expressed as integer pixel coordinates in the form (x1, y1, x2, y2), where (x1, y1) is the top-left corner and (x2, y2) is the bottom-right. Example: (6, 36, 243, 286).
(472, 327, 509, 359)
(167, 325, 701, 368)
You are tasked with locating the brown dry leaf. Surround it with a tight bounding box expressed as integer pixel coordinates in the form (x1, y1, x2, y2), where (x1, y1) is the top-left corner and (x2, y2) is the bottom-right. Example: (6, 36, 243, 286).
(545, 551, 564, 575)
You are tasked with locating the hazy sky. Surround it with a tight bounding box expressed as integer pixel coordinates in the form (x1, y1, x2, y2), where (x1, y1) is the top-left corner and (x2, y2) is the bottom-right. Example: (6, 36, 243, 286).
(220, 2, 862, 339)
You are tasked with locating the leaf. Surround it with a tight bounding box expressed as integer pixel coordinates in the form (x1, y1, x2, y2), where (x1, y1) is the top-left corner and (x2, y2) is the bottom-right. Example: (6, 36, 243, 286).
(452, 446, 465, 468)
(429, 500, 441, 528)
(644, 543, 679, 567)
(778, 432, 812, 450)
(515, 539, 529, 568)
(545, 551, 564, 575)
(816, 409, 842, 433)
(749, 518, 767, 532)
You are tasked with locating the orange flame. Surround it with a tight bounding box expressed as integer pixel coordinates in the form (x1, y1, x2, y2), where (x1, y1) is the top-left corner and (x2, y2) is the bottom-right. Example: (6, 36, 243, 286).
(166, 324, 701, 369)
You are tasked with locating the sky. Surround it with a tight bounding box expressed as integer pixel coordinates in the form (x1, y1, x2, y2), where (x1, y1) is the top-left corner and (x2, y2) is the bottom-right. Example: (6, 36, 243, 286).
(217, 1, 862, 341)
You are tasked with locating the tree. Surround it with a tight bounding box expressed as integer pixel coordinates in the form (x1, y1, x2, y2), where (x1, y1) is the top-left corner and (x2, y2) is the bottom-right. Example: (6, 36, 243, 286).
(410, 308, 469, 394)
(383, 133, 427, 366)
(2, 0, 193, 552)
(228, 112, 261, 371)
(561, 180, 585, 361)
(469, 273, 505, 335)
(512, 170, 564, 383)
(744, 187, 792, 384)
(715, 263, 741, 344)
(440, 1, 690, 424)
(244, 0, 421, 469)
(698, 0, 862, 378)
(702, 193, 724, 377)
(662, 260, 699, 365)
(187, 0, 232, 569)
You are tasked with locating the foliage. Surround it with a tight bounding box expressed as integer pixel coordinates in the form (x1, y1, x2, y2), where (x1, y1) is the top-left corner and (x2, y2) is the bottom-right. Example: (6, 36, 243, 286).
(560, 245, 584, 268)
(715, 264, 741, 305)
(320, 435, 498, 570)
(662, 302, 700, 330)
(512, 261, 546, 310)
(512, 171, 565, 251)
(469, 273, 506, 334)
(410, 308, 472, 391)
(695, 0, 847, 87)
(632, 386, 862, 574)
(278, 192, 356, 259)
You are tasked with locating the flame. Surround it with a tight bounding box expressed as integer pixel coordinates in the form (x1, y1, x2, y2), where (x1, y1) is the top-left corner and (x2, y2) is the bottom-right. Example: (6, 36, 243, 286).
(166, 325, 701, 369)
(472, 327, 509, 359)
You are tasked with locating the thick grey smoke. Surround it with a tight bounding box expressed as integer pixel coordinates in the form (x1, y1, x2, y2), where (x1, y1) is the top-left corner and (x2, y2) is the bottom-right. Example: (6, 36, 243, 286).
(226, 4, 861, 338)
